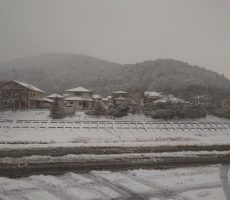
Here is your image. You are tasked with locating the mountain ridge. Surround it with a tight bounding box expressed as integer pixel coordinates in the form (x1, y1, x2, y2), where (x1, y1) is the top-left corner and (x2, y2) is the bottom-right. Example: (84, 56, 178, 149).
(0, 53, 229, 99)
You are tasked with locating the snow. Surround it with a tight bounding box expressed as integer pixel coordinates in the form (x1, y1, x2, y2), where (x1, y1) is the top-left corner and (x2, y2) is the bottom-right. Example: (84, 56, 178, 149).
(92, 94, 101, 99)
(0, 125, 230, 149)
(1, 110, 230, 149)
(23, 191, 60, 200)
(41, 97, 54, 103)
(64, 187, 103, 200)
(0, 177, 35, 191)
(91, 171, 154, 194)
(91, 185, 121, 199)
(0, 195, 11, 200)
(67, 173, 94, 184)
(180, 188, 226, 200)
(30, 175, 66, 189)
(144, 91, 162, 97)
(113, 91, 127, 94)
(66, 87, 91, 92)
(12, 80, 45, 93)
(46, 93, 64, 99)
(0, 165, 229, 199)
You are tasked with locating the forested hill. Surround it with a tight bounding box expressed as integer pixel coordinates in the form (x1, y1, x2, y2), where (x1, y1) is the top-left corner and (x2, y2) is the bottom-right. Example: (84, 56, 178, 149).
(0, 53, 230, 99)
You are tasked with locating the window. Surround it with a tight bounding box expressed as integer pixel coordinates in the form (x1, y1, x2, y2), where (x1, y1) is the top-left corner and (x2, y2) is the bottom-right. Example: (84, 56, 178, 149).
(75, 92, 80, 96)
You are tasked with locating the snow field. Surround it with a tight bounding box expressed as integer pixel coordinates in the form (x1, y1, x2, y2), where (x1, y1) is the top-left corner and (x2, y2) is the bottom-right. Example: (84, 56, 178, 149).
(1, 110, 230, 149)
(0, 165, 229, 200)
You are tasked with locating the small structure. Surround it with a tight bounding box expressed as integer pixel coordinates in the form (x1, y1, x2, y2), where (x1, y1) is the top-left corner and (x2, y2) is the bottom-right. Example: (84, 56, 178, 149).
(153, 95, 187, 104)
(39, 97, 54, 108)
(102, 97, 109, 105)
(92, 94, 102, 101)
(65, 87, 93, 110)
(0, 80, 45, 110)
(47, 93, 64, 101)
(193, 95, 212, 106)
(112, 91, 130, 106)
(144, 91, 162, 104)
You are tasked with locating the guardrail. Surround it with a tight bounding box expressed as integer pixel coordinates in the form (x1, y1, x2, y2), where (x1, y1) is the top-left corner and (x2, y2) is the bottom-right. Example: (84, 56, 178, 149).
(0, 119, 230, 131)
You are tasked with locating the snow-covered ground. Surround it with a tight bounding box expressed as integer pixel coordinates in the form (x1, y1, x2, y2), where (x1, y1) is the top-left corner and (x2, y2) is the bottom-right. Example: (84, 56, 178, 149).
(0, 110, 230, 149)
(1, 109, 230, 122)
(0, 110, 153, 121)
(0, 165, 229, 200)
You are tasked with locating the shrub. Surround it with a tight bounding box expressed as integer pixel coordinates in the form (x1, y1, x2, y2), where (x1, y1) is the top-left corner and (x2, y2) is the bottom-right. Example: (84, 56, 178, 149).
(108, 104, 130, 117)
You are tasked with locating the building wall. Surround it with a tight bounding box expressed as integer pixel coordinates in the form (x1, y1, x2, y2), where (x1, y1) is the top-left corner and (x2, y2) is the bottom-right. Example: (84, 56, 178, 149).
(0, 81, 43, 109)
(67, 91, 92, 98)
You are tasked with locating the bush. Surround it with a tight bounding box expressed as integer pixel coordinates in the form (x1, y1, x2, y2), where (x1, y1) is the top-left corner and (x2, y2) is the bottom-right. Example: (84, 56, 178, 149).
(146, 103, 207, 119)
(211, 108, 230, 118)
(94, 101, 107, 116)
(108, 104, 130, 117)
(50, 98, 75, 119)
(85, 101, 107, 116)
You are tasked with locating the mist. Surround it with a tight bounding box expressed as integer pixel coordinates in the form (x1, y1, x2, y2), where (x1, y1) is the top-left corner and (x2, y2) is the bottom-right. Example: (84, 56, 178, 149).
(0, 0, 230, 77)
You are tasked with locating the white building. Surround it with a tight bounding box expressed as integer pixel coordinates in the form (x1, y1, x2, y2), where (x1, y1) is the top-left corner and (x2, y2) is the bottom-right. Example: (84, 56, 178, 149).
(65, 87, 93, 110)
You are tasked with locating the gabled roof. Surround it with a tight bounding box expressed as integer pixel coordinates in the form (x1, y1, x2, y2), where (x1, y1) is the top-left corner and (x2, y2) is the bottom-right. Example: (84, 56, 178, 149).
(47, 93, 64, 99)
(66, 87, 91, 92)
(12, 80, 45, 93)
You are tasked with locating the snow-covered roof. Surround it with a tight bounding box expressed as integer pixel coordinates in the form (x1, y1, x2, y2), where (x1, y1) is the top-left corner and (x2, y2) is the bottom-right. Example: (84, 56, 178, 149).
(154, 95, 186, 104)
(113, 91, 127, 94)
(65, 97, 93, 101)
(114, 97, 129, 100)
(66, 87, 91, 92)
(92, 94, 102, 99)
(154, 98, 168, 103)
(63, 93, 69, 97)
(144, 91, 162, 97)
(12, 80, 45, 93)
(41, 97, 54, 103)
(47, 93, 64, 99)
(102, 98, 108, 101)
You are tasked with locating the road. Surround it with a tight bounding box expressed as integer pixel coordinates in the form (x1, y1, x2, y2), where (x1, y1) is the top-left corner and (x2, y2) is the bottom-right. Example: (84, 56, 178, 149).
(1, 150, 230, 178)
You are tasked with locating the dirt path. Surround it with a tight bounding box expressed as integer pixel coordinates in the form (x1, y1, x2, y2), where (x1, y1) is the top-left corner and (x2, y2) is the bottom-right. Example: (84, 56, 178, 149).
(1, 144, 230, 158)
(1, 152, 230, 178)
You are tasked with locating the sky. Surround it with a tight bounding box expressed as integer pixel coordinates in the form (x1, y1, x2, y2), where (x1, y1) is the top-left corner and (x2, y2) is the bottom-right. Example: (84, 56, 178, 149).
(0, 0, 230, 77)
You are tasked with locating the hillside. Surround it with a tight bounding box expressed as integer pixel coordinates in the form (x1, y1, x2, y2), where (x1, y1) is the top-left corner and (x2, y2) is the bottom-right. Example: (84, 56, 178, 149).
(0, 53, 230, 99)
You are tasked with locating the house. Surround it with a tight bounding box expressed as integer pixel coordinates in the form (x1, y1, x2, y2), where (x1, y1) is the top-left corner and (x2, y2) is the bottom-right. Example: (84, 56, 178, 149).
(65, 87, 94, 110)
(193, 95, 212, 105)
(0, 80, 45, 110)
(153, 95, 187, 104)
(112, 91, 130, 106)
(144, 91, 162, 104)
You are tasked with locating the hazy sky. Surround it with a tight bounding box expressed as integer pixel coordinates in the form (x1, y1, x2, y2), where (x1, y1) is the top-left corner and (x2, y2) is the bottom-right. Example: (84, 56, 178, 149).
(0, 0, 230, 77)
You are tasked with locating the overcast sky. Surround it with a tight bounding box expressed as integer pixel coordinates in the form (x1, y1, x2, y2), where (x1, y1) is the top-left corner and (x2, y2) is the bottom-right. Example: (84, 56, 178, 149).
(0, 0, 230, 77)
